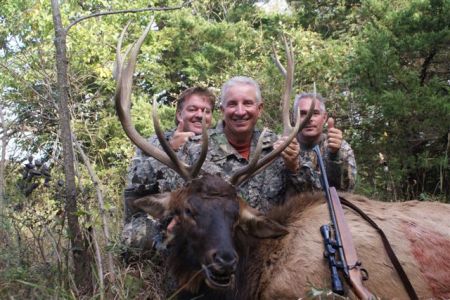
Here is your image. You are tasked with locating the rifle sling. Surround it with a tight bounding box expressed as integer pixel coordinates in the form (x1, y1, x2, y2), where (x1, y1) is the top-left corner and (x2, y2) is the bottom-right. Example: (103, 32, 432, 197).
(339, 196, 419, 300)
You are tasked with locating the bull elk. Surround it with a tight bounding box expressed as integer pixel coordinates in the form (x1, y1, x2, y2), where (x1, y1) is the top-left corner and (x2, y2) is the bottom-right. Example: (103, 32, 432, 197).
(114, 22, 450, 299)
(136, 178, 450, 299)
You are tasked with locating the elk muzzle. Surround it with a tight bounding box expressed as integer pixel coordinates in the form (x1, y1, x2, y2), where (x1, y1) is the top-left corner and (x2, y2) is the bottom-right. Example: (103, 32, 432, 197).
(202, 249, 238, 289)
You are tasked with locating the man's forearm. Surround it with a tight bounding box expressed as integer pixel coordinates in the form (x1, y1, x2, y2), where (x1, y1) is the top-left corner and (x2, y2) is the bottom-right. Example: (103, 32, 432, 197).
(325, 144, 356, 191)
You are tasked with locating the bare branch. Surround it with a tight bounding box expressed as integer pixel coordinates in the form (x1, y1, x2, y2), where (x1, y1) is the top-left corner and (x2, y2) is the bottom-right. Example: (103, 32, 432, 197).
(73, 135, 115, 284)
(66, 1, 193, 34)
(0, 105, 7, 210)
(0, 62, 51, 104)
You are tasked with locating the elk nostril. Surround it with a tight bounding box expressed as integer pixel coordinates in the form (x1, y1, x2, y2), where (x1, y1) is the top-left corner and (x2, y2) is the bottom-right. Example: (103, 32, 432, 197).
(212, 250, 238, 271)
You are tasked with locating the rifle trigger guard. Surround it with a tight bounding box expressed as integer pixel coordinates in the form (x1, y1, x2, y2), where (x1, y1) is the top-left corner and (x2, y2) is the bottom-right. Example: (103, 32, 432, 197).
(361, 268, 369, 281)
(349, 261, 362, 269)
(348, 261, 369, 280)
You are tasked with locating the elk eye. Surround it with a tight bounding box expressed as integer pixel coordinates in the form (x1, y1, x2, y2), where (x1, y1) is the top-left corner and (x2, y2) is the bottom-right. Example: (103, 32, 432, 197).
(184, 208, 193, 217)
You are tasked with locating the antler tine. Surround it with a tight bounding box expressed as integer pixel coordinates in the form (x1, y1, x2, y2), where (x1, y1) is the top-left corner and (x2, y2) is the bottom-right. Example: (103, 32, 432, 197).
(271, 44, 287, 78)
(152, 96, 209, 180)
(229, 128, 267, 186)
(270, 34, 295, 135)
(231, 102, 314, 186)
(113, 21, 131, 81)
(152, 96, 191, 180)
(250, 99, 314, 178)
(190, 111, 209, 178)
(115, 19, 183, 174)
(281, 34, 294, 135)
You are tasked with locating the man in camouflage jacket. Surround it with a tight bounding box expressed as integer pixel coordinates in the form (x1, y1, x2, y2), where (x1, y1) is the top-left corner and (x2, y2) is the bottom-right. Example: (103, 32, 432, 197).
(122, 87, 216, 253)
(286, 92, 357, 193)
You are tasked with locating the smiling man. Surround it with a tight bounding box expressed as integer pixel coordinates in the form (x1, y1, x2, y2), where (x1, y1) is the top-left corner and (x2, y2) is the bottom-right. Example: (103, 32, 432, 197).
(220, 78, 264, 160)
(291, 93, 357, 192)
(169, 87, 214, 150)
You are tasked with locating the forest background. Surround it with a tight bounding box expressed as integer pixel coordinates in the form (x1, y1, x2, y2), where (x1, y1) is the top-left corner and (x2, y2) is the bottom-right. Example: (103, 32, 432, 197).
(0, 0, 449, 298)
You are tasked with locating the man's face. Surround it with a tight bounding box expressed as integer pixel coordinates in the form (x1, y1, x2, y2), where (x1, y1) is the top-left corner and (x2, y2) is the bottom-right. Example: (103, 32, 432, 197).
(297, 97, 327, 140)
(176, 94, 213, 134)
(220, 84, 263, 137)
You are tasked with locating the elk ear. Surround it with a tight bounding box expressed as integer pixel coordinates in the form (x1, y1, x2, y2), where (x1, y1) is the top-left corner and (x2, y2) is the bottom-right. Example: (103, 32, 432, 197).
(238, 199, 288, 239)
(127, 192, 171, 219)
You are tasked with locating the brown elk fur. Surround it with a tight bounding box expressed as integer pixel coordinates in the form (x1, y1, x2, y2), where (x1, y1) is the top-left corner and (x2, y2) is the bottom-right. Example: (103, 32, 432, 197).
(146, 175, 450, 299)
(253, 192, 450, 299)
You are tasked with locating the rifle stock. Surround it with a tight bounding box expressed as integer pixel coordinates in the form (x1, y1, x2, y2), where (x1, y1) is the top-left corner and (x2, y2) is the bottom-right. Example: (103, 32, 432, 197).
(329, 187, 375, 300)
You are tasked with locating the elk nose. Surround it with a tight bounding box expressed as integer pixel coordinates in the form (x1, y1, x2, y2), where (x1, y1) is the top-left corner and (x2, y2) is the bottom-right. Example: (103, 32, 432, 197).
(211, 250, 238, 273)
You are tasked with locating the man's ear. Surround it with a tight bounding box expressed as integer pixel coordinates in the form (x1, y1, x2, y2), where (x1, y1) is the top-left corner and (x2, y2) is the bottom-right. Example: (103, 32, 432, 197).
(238, 198, 288, 239)
(127, 192, 171, 219)
(323, 112, 328, 124)
(257, 102, 264, 117)
(176, 111, 183, 124)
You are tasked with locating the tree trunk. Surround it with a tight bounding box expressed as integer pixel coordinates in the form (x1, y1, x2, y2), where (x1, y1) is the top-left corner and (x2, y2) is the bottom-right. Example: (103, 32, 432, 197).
(50, 0, 92, 294)
(74, 135, 116, 286)
(0, 104, 7, 213)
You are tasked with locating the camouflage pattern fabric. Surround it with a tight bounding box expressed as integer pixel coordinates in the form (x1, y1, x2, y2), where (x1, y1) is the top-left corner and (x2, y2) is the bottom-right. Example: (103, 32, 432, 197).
(181, 121, 318, 213)
(289, 133, 357, 193)
(122, 213, 160, 256)
(123, 130, 184, 222)
(122, 129, 185, 253)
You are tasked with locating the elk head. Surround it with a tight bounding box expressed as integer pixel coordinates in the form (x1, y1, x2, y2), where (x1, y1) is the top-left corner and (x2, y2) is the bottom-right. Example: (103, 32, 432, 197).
(132, 174, 288, 293)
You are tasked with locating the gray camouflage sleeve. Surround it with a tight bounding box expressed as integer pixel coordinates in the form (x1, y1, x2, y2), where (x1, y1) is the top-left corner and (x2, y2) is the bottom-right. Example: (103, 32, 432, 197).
(287, 160, 321, 192)
(123, 145, 161, 223)
(325, 140, 356, 191)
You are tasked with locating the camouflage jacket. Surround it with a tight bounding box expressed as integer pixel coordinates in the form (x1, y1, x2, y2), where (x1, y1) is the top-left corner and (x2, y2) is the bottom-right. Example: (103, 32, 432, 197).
(123, 129, 185, 223)
(289, 133, 357, 193)
(182, 122, 318, 213)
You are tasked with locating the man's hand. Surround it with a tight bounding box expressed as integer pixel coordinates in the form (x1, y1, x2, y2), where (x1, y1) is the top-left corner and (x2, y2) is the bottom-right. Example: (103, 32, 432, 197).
(169, 120, 195, 150)
(274, 136, 300, 173)
(327, 118, 342, 154)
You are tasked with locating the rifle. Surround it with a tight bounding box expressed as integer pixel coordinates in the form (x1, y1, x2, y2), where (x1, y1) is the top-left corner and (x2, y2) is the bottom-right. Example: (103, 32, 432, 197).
(313, 145, 374, 300)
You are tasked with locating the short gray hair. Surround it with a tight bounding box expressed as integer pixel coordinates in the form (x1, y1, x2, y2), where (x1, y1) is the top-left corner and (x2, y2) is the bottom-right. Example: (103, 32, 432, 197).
(220, 76, 262, 106)
(293, 93, 326, 114)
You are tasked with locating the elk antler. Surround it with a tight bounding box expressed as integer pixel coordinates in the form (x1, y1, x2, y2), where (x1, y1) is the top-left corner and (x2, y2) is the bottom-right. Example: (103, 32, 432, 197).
(271, 34, 295, 136)
(114, 19, 208, 181)
(230, 34, 315, 186)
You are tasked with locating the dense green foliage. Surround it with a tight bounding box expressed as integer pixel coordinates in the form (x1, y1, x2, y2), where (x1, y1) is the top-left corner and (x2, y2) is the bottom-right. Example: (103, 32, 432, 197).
(0, 0, 448, 298)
